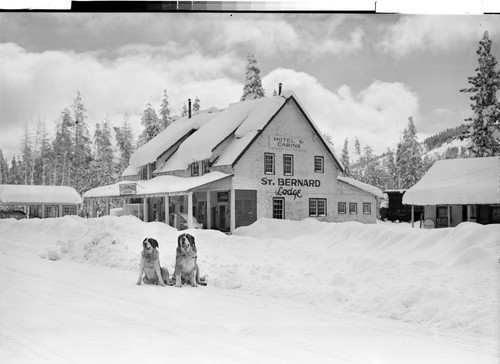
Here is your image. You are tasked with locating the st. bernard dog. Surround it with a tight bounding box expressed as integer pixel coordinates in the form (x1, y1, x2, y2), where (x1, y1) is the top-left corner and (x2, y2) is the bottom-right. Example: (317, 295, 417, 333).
(136, 237, 171, 286)
(174, 233, 207, 287)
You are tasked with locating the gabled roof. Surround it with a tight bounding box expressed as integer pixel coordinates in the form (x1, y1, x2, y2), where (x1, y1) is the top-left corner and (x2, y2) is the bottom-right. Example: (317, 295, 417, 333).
(403, 157, 500, 205)
(128, 91, 343, 175)
(154, 96, 287, 173)
(338, 176, 383, 198)
(129, 109, 219, 168)
(0, 184, 82, 205)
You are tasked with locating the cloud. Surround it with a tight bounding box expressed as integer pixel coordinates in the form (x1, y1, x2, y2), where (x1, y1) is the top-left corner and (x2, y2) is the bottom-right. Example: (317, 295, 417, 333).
(0, 42, 243, 159)
(378, 15, 500, 57)
(212, 15, 364, 57)
(262, 68, 420, 155)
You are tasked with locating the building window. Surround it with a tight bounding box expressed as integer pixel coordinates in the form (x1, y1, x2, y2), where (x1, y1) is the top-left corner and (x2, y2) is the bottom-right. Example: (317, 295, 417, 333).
(191, 162, 199, 176)
(310, 198, 327, 217)
(492, 205, 500, 223)
(436, 206, 448, 227)
(63, 205, 77, 216)
(29, 205, 42, 218)
(264, 153, 275, 174)
(141, 165, 148, 180)
(314, 156, 324, 173)
(45, 205, 59, 218)
(363, 203, 371, 214)
(349, 203, 357, 214)
(202, 159, 210, 174)
(283, 154, 294, 176)
(338, 202, 346, 214)
(273, 197, 285, 219)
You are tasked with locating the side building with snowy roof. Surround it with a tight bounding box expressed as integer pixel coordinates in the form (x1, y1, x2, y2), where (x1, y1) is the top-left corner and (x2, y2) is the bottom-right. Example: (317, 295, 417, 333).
(403, 156, 500, 227)
(0, 184, 82, 219)
(84, 89, 381, 230)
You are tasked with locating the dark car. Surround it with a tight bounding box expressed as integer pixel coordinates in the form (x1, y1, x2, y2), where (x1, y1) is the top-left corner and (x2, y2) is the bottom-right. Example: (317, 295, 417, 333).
(0, 210, 27, 220)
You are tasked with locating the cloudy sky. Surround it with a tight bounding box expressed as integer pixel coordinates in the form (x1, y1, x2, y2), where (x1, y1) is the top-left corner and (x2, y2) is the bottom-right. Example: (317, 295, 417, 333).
(0, 11, 499, 161)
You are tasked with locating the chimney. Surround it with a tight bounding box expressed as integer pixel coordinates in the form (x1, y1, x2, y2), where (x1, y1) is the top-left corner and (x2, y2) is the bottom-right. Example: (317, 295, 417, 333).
(278, 83, 282, 96)
(188, 98, 192, 119)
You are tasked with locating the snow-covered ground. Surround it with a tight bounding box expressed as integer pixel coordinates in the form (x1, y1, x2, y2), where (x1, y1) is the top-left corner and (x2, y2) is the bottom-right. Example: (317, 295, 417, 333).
(0, 216, 498, 363)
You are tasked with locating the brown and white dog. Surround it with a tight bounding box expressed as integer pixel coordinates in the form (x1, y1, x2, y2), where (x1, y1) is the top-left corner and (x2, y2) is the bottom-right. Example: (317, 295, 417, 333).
(174, 233, 207, 287)
(136, 237, 171, 286)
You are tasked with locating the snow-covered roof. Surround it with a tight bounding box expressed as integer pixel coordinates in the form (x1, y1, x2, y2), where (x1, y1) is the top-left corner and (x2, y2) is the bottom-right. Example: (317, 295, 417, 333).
(129, 91, 343, 175)
(121, 165, 142, 178)
(0, 184, 83, 205)
(129, 109, 220, 168)
(338, 176, 383, 198)
(83, 172, 232, 198)
(154, 96, 286, 173)
(403, 157, 500, 205)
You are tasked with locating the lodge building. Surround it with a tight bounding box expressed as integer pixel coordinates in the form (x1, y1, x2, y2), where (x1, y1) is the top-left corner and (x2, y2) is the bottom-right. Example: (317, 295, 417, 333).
(83, 89, 382, 231)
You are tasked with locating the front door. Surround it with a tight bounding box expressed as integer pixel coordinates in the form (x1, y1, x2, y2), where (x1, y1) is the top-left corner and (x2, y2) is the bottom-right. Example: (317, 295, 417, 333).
(219, 205, 226, 230)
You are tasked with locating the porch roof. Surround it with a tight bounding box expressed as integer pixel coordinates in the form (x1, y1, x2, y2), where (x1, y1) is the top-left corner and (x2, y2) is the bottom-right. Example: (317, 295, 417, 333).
(82, 172, 233, 199)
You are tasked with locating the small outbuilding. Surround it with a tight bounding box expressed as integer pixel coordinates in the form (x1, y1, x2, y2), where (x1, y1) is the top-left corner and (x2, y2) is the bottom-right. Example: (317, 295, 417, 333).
(402, 156, 500, 227)
(0, 184, 83, 218)
(336, 176, 383, 223)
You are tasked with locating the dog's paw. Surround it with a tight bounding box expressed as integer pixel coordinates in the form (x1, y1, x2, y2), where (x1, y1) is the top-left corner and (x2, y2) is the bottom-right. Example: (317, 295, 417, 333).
(136, 281, 142, 285)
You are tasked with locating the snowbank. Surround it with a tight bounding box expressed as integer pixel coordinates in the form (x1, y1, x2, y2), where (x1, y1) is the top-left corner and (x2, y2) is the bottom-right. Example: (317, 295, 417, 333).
(0, 216, 498, 339)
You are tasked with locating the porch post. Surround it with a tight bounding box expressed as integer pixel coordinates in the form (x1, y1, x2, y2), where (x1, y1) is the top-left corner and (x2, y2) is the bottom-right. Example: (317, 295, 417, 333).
(165, 195, 170, 225)
(187, 192, 193, 229)
(411, 205, 415, 228)
(447, 205, 451, 227)
(467, 205, 472, 222)
(206, 190, 212, 229)
(143, 197, 148, 222)
(230, 182, 236, 232)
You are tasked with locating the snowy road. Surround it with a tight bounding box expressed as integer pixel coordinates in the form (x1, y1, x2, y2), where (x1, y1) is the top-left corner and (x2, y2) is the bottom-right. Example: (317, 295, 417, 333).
(0, 251, 497, 364)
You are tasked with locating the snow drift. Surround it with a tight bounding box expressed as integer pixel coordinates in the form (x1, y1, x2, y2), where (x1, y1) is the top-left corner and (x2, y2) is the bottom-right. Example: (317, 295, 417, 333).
(1, 215, 497, 340)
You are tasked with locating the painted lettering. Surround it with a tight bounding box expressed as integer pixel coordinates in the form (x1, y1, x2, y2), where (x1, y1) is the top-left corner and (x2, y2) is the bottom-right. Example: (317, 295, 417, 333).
(268, 177, 321, 188)
(275, 186, 303, 200)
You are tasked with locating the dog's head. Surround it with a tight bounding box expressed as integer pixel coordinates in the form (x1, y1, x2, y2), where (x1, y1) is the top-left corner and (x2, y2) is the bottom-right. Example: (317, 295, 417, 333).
(142, 237, 159, 252)
(177, 233, 196, 254)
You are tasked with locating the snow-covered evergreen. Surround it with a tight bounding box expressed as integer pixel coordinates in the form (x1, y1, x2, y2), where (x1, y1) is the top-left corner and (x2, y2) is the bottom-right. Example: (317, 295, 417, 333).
(193, 96, 200, 113)
(396, 117, 423, 189)
(340, 138, 351, 177)
(460, 31, 500, 157)
(240, 54, 265, 101)
(158, 89, 172, 130)
(113, 114, 135, 177)
(137, 103, 162, 148)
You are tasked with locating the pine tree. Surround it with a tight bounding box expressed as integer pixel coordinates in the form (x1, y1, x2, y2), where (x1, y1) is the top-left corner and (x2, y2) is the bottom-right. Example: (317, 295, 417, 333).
(51, 108, 74, 186)
(383, 148, 398, 189)
(32, 119, 52, 185)
(240, 54, 265, 101)
(137, 103, 161, 147)
(396, 116, 423, 189)
(8, 156, 22, 184)
(460, 31, 500, 157)
(0, 149, 9, 184)
(354, 137, 361, 161)
(180, 102, 188, 118)
(159, 89, 172, 130)
(340, 138, 351, 177)
(193, 96, 200, 113)
(85, 120, 115, 190)
(72, 91, 93, 193)
(20, 122, 33, 185)
(114, 114, 135, 177)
